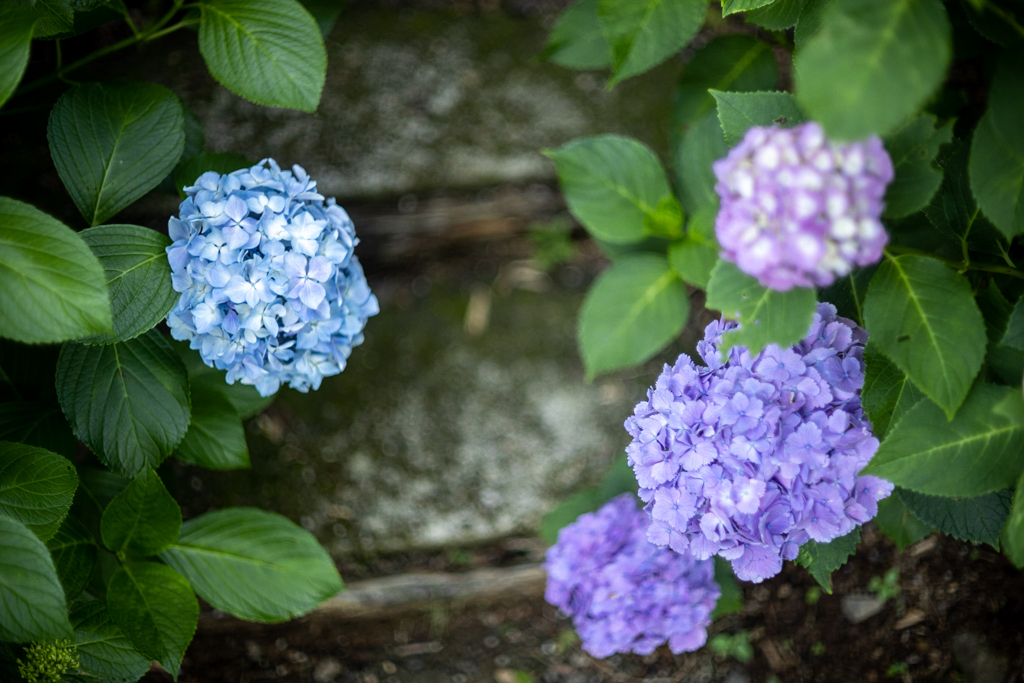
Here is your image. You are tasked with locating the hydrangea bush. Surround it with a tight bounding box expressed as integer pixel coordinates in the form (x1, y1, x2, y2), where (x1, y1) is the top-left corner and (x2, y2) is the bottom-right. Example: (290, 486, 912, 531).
(0, 0, 353, 679)
(545, 494, 720, 657)
(167, 159, 379, 396)
(541, 0, 1024, 661)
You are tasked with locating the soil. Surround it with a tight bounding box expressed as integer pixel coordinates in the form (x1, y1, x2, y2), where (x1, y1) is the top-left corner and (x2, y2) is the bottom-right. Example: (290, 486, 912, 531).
(141, 526, 1024, 683)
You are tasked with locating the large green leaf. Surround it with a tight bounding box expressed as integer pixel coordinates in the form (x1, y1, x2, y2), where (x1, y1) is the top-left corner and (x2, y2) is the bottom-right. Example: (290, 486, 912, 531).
(198, 0, 327, 113)
(793, 0, 836, 50)
(101, 468, 181, 556)
(546, 135, 680, 244)
(540, 455, 636, 544)
(674, 109, 729, 214)
(47, 82, 185, 226)
(1004, 297, 1024, 352)
(975, 282, 1024, 387)
(0, 402, 76, 458)
(863, 384, 1024, 497)
(0, 197, 112, 344)
(882, 114, 953, 219)
(47, 515, 96, 600)
(874, 495, 932, 551)
(711, 556, 743, 618)
(79, 225, 176, 345)
(969, 53, 1024, 239)
(746, 0, 808, 29)
(711, 90, 805, 146)
(107, 562, 197, 675)
(898, 487, 1011, 548)
(794, 0, 951, 139)
(0, 5, 36, 109)
(30, 0, 74, 38)
(721, 0, 774, 15)
(862, 255, 984, 419)
(704, 260, 817, 355)
(598, 0, 709, 87)
(71, 600, 151, 682)
(1004, 471, 1024, 568)
(668, 204, 719, 289)
(71, 467, 130, 538)
(672, 35, 777, 130)
(795, 527, 860, 593)
(56, 330, 191, 478)
(577, 254, 689, 379)
(161, 507, 343, 623)
(540, 0, 612, 69)
(174, 384, 250, 470)
(0, 441, 78, 541)
(859, 346, 924, 440)
(0, 514, 72, 642)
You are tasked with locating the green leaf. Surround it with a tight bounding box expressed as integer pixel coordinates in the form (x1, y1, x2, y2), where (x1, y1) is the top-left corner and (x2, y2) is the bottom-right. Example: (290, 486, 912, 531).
(30, 0, 74, 38)
(546, 135, 678, 244)
(711, 556, 743, 619)
(874, 495, 932, 551)
(722, 0, 774, 15)
(56, 330, 192, 478)
(72, 467, 129, 534)
(577, 254, 689, 379)
(794, 0, 952, 139)
(1004, 297, 1024, 352)
(0, 197, 112, 344)
(539, 487, 604, 544)
(862, 255, 985, 418)
(174, 384, 250, 470)
(975, 282, 1024, 387)
(817, 266, 874, 326)
(47, 82, 185, 226)
(198, 0, 327, 113)
(668, 203, 719, 288)
(863, 384, 1024, 497)
(711, 90, 805, 147)
(173, 151, 253, 199)
(101, 467, 181, 556)
(598, 0, 709, 87)
(795, 527, 860, 594)
(161, 507, 343, 622)
(672, 35, 777, 129)
(107, 561, 197, 676)
(0, 402, 76, 458)
(0, 5, 36, 109)
(705, 260, 817, 355)
(0, 441, 78, 541)
(71, 600, 151, 682)
(969, 53, 1024, 239)
(793, 0, 836, 50)
(180, 103, 206, 164)
(175, 340, 275, 417)
(882, 114, 953, 219)
(1004, 471, 1024, 567)
(47, 515, 96, 600)
(897, 487, 1011, 548)
(860, 346, 924, 440)
(674, 109, 729, 214)
(78, 224, 177, 345)
(540, 0, 612, 69)
(745, 0, 808, 29)
(0, 513, 72, 641)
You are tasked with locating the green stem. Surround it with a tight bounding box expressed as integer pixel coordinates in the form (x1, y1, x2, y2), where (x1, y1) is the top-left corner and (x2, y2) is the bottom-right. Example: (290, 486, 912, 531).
(885, 245, 1024, 280)
(983, 1, 1024, 39)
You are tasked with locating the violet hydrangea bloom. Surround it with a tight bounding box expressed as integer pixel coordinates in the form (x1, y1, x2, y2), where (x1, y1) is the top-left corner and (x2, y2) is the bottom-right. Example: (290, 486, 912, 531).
(714, 122, 893, 291)
(544, 494, 720, 658)
(624, 304, 893, 584)
(165, 159, 379, 396)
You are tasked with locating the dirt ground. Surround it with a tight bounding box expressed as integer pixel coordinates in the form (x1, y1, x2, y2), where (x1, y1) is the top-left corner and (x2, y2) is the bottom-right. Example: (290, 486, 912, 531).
(142, 526, 1024, 683)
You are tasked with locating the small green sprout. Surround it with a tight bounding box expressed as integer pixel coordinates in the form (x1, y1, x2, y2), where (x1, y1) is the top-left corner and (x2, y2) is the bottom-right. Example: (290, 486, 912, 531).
(868, 567, 901, 603)
(805, 586, 821, 605)
(810, 641, 826, 656)
(17, 640, 79, 683)
(528, 218, 575, 271)
(886, 661, 910, 677)
(708, 631, 753, 663)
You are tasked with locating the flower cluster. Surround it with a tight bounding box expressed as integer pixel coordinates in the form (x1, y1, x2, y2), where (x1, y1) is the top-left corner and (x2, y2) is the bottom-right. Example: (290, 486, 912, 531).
(624, 304, 892, 583)
(165, 159, 379, 396)
(713, 122, 893, 291)
(18, 640, 78, 683)
(544, 494, 720, 658)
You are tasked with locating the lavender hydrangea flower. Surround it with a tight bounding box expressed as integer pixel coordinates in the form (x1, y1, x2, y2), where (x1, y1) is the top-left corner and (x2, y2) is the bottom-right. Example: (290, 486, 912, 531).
(714, 122, 893, 291)
(165, 159, 379, 396)
(544, 494, 720, 658)
(624, 304, 893, 584)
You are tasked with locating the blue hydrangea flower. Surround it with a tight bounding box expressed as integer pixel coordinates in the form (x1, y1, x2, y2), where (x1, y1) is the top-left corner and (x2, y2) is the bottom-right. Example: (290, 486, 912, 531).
(624, 304, 892, 584)
(544, 494, 720, 658)
(714, 122, 893, 291)
(166, 159, 379, 396)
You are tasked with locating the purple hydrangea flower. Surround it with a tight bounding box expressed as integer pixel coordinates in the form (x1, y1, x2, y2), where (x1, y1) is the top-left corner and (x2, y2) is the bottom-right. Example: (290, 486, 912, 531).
(165, 159, 379, 396)
(713, 122, 893, 291)
(624, 304, 893, 584)
(544, 494, 720, 658)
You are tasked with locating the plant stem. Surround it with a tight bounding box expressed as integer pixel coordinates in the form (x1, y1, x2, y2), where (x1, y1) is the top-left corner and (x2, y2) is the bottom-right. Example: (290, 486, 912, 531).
(885, 245, 1024, 280)
(983, 1, 1024, 39)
